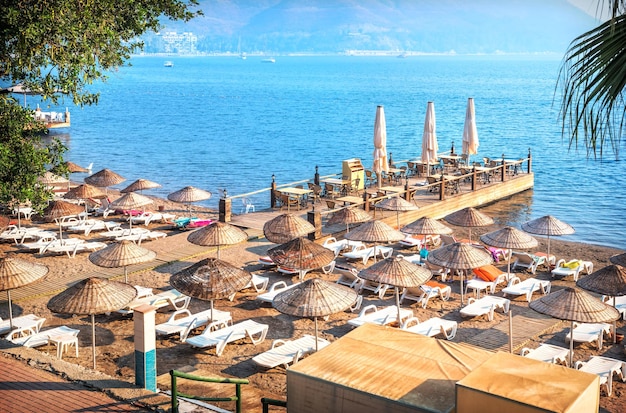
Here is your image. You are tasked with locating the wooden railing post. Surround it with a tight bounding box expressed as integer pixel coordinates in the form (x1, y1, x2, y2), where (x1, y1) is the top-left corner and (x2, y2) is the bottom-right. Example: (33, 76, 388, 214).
(219, 189, 231, 222)
(270, 174, 277, 209)
(527, 148, 532, 173)
(404, 176, 411, 201)
(501, 154, 506, 182)
(363, 190, 370, 212)
(439, 174, 445, 201)
(471, 166, 477, 191)
(307, 208, 321, 240)
(314, 165, 320, 186)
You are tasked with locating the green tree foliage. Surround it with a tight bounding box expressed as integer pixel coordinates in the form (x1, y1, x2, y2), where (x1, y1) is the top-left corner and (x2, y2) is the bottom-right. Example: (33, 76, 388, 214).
(558, 1, 626, 158)
(0, 0, 200, 213)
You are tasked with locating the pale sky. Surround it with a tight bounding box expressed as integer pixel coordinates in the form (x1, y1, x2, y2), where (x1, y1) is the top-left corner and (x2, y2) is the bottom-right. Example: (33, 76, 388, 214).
(568, 0, 613, 20)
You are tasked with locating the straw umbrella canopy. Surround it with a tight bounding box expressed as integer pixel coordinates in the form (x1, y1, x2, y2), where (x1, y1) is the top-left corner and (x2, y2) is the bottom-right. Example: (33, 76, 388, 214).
(529, 287, 619, 366)
(462, 97, 479, 164)
(372, 105, 389, 188)
(521, 215, 575, 260)
(167, 186, 212, 216)
(421, 101, 438, 176)
(273, 278, 358, 351)
(187, 222, 248, 259)
(610, 253, 626, 267)
(268, 237, 335, 280)
(444, 207, 494, 242)
(63, 161, 91, 173)
(121, 178, 162, 194)
(89, 241, 157, 283)
(344, 220, 405, 262)
(427, 242, 493, 304)
(108, 192, 153, 228)
(85, 168, 126, 194)
(63, 184, 107, 213)
(326, 206, 372, 233)
(39, 171, 69, 186)
(577, 264, 626, 343)
(359, 256, 432, 326)
(375, 196, 419, 229)
(170, 258, 252, 321)
(480, 226, 538, 274)
(0, 215, 10, 233)
(47, 277, 137, 369)
(0, 257, 48, 330)
(401, 216, 453, 248)
(43, 200, 85, 240)
(263, 213, 315, 244)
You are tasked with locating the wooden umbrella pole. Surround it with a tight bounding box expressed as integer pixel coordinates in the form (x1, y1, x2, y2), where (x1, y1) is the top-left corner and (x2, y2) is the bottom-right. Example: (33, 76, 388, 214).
(124, 266, 128, 284)
(92, 314, 97, 370)
(314, 317, 319, 352)
(395, 287, 401, 328)
(569, 320, 574, 367)
(509, 309, 513, 353)
(7, 290, 13, 330)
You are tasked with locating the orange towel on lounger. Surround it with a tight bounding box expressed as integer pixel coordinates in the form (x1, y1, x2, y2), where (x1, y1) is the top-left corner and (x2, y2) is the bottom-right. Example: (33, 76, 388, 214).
(473, 265, 503, 282)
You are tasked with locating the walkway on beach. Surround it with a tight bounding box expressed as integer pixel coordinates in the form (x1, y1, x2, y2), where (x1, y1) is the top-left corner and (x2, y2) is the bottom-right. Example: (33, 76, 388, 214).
(0, 356, 149, 412)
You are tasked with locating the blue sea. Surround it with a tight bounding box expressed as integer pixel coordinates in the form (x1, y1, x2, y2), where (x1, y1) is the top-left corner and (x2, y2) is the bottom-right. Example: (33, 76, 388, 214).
(40, 55, 625, 249)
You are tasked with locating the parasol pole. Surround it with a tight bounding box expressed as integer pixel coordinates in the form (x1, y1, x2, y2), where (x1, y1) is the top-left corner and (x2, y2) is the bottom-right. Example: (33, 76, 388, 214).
(395, 287, 402, 328)
(460, 270, 465, 305)
(569, 320, 574, 367)
(613, 297, 617, 344)
(547, 233, 551, 262)
(92, 314, 97, 370)
(508, 308, 513, 353)
(7, 290, 14, 330)
(468, 228, 472, 243)
(124, 266, 129, 284)
(314, 316, 319, 352)
(217, 244, 221, 260)
(210, 299, 214, 323)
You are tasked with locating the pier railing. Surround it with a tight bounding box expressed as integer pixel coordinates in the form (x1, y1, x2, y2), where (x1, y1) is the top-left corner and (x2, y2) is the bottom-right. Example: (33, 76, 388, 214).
(219, 150, 532, 228)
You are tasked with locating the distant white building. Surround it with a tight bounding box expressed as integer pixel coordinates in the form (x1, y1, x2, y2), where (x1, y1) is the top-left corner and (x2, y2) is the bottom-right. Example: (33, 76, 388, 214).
(158, 31, 198, 54)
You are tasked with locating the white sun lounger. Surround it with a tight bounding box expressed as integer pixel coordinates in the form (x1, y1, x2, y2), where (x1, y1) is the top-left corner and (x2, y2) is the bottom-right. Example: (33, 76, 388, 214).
(252, 334, 330, 369)
(551, 259, 593, 281)
(184, 319, 269, 356)
(1, 226, 57, 244)
(575, 355, 626, 396)
(44, 240, 107, 258)
(511, 252, 546, 274)
(155, 308, 232, 340)
(256, 281, 300, 304)
(400, 316, 457, 340)
(400, 282, 451, 308)
(520, 343, 570, 366)
(342, 245, 394, 265)
(228, 274, 270, 301)
(129, 212, 176, 226)
(348, 305, 413, 328)
(5, 325, 79, 348)
(465, 272, 512, 299)
(67, 219, 121, 236)
(602, 295, 626, 320)
(501, 277, 551, 302)
(117, 289, 190, 315)
(0, 314, 46, 335)
(115, 230, 167, 245)
(460, 296, 510, 321)
(565, 322, 611, 350)
(322, 237, 364, 257)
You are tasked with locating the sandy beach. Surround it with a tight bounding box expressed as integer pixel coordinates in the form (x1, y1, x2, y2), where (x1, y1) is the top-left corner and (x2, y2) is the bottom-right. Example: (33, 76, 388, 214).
(1, 193, 625, 413)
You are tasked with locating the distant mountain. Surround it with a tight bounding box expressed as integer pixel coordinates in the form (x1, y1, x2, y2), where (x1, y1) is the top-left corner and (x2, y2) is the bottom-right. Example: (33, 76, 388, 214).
(153, 0, 597, 54)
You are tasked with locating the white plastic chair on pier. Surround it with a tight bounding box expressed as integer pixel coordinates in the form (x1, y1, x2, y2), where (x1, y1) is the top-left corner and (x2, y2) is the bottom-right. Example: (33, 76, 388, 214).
(252, 335, 330, 369)
(240, 197, 256, 214)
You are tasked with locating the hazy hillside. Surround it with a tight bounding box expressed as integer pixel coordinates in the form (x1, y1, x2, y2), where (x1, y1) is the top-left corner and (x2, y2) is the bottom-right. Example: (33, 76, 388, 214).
(155, 0, 597, 54)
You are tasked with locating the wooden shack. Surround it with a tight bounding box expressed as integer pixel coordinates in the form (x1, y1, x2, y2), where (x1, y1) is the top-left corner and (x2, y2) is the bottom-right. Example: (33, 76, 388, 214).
(286, 324, 493, 413)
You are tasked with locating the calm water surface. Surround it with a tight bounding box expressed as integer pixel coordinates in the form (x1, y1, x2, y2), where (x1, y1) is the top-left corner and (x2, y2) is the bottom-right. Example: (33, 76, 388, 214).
(43, 55, 625, 249)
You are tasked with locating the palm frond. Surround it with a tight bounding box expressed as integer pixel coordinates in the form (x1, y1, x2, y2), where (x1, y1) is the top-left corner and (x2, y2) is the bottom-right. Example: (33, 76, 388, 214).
(558, 14, 626, 159)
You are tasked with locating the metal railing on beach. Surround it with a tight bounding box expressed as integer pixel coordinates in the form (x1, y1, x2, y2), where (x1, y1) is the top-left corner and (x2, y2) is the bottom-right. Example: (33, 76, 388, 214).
(169, 370, 249, 413)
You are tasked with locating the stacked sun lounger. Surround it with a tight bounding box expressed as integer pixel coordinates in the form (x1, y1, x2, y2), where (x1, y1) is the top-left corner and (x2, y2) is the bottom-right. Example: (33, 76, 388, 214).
(252, 335, 330, 369)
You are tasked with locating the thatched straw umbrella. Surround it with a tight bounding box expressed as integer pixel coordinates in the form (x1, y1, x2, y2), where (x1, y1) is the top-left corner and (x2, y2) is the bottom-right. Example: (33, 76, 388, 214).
(263, 213, 315, 244)
(47, 277, 137, 369)
(0, 257, 48, 329)
(522, 215, 574, 261)
(187, 222, 248, 259)
(268, 237, 335, 281)
(444, 207, 494, 242)
(480, 226, 538, 274)
(89, 241, 157, 283)
(344, 220, 404, 262)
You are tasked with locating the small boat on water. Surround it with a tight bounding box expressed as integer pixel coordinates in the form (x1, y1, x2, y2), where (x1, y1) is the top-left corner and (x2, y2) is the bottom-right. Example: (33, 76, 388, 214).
(262, 58, 276, 63)
(164, 61, 174, 67)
